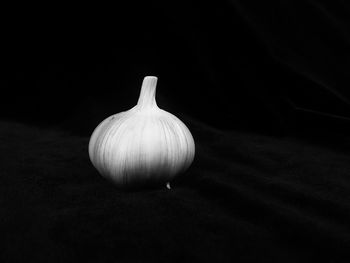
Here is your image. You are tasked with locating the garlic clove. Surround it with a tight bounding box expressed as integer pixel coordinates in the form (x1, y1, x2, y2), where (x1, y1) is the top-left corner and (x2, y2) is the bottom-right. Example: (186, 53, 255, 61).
(88, 76, 195, 189)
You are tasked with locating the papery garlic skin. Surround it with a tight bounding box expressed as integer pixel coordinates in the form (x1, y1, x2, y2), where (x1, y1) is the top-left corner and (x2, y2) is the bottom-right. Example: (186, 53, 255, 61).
(88, 76, 195, 188)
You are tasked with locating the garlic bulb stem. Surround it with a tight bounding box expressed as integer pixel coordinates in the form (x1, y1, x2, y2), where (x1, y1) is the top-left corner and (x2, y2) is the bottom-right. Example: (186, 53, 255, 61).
(137, 76, 158, 109)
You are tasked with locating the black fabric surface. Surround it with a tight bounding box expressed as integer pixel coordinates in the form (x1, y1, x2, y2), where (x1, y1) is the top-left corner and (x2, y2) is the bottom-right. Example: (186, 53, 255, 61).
(1, 119, 350, 262)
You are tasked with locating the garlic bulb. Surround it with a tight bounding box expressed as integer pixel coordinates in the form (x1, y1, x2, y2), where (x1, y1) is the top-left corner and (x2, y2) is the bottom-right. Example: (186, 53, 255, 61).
(88, 76, 195, 189)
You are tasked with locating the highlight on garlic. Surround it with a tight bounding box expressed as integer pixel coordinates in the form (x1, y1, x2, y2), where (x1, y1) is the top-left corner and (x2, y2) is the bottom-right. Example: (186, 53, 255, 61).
(88, 76, 195, 189)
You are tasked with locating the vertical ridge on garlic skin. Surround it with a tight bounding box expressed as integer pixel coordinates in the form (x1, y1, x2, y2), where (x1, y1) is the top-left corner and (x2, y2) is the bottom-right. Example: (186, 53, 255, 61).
(110, 115, 138, 185)
(159, 111, 195, 174)
(159, 117, 171, 178)
(98, 113, 128, 180)
(169, 113, 195, 172)
(88, 114, 117, 174)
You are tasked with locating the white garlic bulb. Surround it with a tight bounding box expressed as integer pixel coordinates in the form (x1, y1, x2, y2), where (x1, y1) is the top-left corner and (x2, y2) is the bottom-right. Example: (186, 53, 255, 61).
(88, 76, 195, 189)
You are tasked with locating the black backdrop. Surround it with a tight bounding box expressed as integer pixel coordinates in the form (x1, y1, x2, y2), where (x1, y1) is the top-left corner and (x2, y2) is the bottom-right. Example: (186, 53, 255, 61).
(3, 1, 350, 135)
(2, 1, 350, 262)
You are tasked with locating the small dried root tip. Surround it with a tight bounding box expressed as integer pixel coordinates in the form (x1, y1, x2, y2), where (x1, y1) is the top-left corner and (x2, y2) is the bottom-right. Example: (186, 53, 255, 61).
(166, 182, 171, 190)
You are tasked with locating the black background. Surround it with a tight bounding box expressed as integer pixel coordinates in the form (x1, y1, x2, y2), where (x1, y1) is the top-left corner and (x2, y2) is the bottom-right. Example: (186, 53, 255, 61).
(3, 1, 350, 135)
(1, 1, 350, 262)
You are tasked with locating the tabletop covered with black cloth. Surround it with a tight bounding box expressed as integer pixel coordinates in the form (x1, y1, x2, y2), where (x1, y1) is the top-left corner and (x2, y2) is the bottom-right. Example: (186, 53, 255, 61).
(1, 1, 350, 262)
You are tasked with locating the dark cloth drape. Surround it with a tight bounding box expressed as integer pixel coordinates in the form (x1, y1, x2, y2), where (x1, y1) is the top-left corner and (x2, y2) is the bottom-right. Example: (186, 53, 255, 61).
(1, 120, 349, 262)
